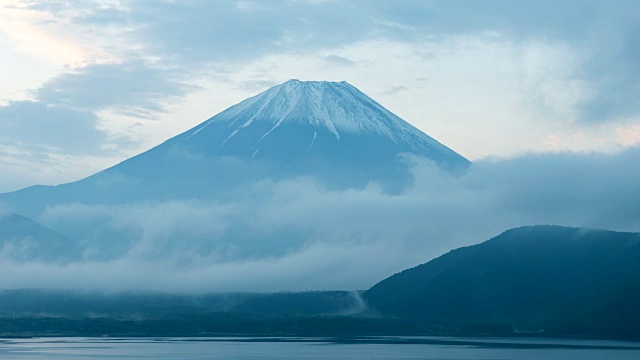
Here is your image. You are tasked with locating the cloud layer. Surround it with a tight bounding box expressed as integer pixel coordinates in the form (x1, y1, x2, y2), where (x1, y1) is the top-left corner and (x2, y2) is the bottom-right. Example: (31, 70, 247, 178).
(17, 0, 638, 122)
(1, 148, 638, 292)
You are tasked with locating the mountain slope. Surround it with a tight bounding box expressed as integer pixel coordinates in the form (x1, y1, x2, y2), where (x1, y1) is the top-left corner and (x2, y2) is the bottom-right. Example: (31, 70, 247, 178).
(0, 212, 79, 263)
(364, 225, 640, 338)
(0, 80, 468, 218)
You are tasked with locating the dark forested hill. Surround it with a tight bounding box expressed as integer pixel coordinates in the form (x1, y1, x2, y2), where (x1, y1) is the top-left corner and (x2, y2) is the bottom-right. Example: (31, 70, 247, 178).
(364, 225, 640, 338)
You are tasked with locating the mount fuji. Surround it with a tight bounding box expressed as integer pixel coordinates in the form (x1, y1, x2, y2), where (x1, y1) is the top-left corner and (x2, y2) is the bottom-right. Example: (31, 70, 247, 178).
(0, 80, 469, 261)
(179, 79, 465, 167)
(1, 80, 468, 216)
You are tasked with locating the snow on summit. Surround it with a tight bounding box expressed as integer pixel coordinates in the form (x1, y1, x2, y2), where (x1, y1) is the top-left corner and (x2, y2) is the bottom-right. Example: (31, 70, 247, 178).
(187, 80, 447, 152)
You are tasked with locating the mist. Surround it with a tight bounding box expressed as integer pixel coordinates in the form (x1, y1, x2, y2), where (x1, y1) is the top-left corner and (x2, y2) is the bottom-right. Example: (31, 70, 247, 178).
(1, 148, 639, 293)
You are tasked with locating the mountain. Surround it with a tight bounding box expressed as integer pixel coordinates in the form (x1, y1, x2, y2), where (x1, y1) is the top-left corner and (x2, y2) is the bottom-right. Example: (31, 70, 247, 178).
(0, 212, 79, 263)
(0, 80, 469, 261)
(0, 80, 469, 217)
(176, 79, 467, 169)
(364, 225, 640, 338)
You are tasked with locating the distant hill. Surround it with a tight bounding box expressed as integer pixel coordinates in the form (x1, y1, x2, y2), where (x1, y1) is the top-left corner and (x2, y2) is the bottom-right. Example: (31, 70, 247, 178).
(0, 212, 80, 263)
(364, 225, 640, 338)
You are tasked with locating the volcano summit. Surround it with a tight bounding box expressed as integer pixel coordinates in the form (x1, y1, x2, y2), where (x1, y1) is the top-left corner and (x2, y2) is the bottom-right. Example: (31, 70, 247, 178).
(179, 79, 466, 165)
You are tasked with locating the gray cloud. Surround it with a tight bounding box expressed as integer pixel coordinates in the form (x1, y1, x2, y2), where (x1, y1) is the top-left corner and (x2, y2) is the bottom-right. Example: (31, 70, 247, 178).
(0, 59, 197, 159)
(34, 61, 197, 115)
(0, 101, 105, 154)
(0, 61, 195, 159)
(24, 1, 633, 62)
(380, 85, 408, 95)
(579, 26, 640, 122)
(237, 79, 281, 92)
(323, 55, 357, 67)
(20, 0, 639, 123)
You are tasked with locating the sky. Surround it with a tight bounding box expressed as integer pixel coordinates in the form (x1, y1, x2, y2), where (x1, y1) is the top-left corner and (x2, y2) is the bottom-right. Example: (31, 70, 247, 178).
(1, 0, 639, 193)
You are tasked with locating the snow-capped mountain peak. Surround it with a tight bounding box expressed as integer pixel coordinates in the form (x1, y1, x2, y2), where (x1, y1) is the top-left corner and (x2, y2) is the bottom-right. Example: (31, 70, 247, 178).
(186, 80, 446, 153)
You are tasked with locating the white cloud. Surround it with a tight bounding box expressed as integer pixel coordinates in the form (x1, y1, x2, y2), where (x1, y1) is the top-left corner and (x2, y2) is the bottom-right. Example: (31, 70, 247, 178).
(615, 122, 640, 147)
(0, 1, 91, 65)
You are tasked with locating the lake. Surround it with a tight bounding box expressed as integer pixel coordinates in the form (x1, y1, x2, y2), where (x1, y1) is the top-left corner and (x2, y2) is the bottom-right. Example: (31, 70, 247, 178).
(1, 336, 639, 359)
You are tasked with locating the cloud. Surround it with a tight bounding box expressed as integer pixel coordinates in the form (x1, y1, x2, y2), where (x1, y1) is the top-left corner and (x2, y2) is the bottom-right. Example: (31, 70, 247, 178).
(237, 79, 281, 92)
(323, 55, 357, 67)
(616, 123, 640, 147)
(0, 240, 402, 292)
(12, 0, 640, 124)
(380, 85, 408, 95)
(34, 61, 197, 115)
(0, 147, 637, 292)
(579, 26, 640, 122)
(0, 59, 198, 182)
(0, 101, 105, 154)
(465, 151, 640, 234)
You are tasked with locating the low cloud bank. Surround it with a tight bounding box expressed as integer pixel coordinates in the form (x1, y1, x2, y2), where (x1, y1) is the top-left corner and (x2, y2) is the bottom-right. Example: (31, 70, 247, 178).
(2, 148, 639, 292)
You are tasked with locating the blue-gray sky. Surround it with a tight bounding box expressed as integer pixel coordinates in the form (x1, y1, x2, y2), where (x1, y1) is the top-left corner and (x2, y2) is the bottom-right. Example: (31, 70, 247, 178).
(1, 0, 640, 192)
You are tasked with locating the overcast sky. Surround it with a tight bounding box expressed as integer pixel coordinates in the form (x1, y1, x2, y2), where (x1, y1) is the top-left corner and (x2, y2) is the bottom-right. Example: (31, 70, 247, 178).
(1, 0, 639, 193)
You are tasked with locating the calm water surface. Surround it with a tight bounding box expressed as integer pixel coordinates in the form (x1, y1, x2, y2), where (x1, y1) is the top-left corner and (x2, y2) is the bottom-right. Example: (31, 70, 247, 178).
(1, 336, 639, 359)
